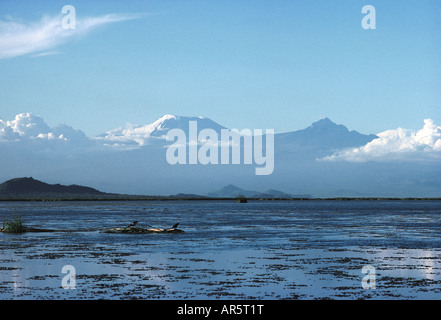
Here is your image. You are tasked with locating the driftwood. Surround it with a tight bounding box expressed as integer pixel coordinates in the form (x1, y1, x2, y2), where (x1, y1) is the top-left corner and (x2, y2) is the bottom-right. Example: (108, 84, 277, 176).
(100, 226, 184, 234)
(0, 225, 183, 234)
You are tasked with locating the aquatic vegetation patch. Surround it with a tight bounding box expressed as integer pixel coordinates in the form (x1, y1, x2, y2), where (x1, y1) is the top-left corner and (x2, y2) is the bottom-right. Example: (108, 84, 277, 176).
(1, 214, 26, 233)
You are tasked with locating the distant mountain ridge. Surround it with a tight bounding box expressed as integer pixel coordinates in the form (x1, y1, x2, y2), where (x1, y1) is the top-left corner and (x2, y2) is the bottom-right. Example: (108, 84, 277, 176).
(0, 178, 311, 200)
(276, 117, 378, 157)
(1, 112, 377, 153)
(207, 184, 312, 199)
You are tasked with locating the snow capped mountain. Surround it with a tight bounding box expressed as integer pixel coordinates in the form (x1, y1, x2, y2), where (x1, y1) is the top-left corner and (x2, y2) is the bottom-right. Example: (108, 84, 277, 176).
(148, 114, 226, 137)
(95, 114, 227, 147)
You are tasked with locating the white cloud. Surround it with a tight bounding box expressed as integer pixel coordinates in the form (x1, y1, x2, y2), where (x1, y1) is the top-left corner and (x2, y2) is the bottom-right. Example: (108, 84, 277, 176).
(5, 113, 51, 137)
(0, 113, 87, 142)
(321, 119, 441, 162)
(0, 12, 142, 59)
(94, 123, 152, 147)
(30, 51, 62, 58)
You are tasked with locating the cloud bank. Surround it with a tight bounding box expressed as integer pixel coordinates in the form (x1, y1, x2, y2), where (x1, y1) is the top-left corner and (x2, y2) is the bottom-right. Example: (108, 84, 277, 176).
(0, 12, 141, 59)
(321, 119, 441, 162)
(0, 113, 86, 142)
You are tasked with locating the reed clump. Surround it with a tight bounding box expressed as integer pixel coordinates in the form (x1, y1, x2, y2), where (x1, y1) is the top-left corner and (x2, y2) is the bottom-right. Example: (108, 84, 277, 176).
(1, 214, 26, 233)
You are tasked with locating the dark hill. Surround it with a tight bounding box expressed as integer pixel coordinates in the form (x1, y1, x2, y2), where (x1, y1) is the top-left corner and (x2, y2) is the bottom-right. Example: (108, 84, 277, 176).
(0, 177, 106, 199)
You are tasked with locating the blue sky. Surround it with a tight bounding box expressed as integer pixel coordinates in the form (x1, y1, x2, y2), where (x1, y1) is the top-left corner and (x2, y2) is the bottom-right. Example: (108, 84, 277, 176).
(0, 0, 440, 136)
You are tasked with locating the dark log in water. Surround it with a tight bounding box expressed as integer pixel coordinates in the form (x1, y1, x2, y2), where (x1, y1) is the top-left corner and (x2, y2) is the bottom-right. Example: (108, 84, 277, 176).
(100, 227, 184, 234)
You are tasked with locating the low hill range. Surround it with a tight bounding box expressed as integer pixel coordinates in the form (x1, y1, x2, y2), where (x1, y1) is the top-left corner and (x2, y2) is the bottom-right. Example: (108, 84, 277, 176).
(0, 178, 306, 200)
(1, 178, 438, 201)
(0, 177, 111, 200)
(206, 184, 311, 199)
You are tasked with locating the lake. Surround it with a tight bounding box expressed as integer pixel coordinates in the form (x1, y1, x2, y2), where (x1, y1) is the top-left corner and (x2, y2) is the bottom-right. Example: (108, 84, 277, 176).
(0, 200, 440, 300)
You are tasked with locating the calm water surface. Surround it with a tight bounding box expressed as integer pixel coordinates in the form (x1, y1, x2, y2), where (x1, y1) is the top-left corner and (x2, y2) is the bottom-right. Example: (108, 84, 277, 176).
(0, 200, 440, 299)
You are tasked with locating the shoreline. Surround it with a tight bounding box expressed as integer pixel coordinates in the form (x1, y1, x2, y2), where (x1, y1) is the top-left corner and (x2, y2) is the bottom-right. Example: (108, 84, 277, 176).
(0, 197, 440, 202)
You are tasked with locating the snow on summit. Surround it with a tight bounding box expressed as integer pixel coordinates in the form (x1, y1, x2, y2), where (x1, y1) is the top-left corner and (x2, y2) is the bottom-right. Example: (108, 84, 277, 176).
(95, 114, 226, 146)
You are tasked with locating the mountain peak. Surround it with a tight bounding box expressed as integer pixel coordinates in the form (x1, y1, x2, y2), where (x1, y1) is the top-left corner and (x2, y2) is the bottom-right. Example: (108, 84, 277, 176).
(207, 184, 258, 198)
(310, 117, 339, 128)
(157, 114, 177, 121)
(275, 117, 377, 157)
(306, 118, 350, 135)
(95, 114, 226, 145)
(148, 114, 226, 138)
